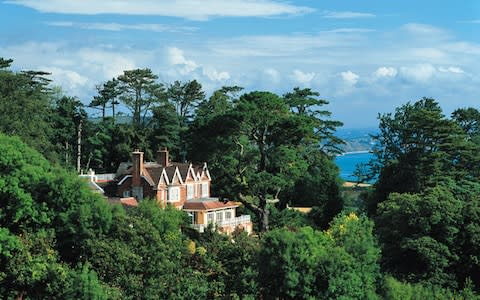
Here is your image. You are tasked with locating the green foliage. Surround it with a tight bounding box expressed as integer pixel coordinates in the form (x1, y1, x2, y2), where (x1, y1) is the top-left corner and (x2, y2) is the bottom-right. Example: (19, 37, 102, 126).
(376, 184, 462, 286)
(268, 206, 310, 229)
(167, 79, 205, 126)
(50, 95, 87, 169)
(259, 213, 380, 299)
(117, 68, 165, 130)
(0, 59, 54, 158)
(368, 98, 479, 216)
(382, 276, 480, 300)
(148, 102, 182, 160)
(188, 88, 342, 232)
(65, 264, 111, 300)
(370, 99, 480, 290)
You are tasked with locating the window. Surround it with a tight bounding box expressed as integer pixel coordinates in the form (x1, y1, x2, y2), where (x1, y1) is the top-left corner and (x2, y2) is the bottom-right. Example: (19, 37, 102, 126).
(123, 190, 131, 197)
(207, 213, 214, 224)
(216, 211, 223, 222)
(168, 187, 179, 201)
(187, 184, 194, 200)
(201, 182, 209, 197)
(225, 210, 232, 220)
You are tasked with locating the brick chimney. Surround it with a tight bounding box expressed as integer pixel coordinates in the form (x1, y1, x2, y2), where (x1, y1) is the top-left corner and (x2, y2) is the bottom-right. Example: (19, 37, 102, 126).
(131, 149, 144, 200)
(132, 149, 144, 187)
(156, 148, 169, 167)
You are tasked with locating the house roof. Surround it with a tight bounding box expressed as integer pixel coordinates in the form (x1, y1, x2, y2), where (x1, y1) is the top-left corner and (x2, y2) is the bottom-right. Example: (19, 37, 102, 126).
(107, 197, 139, 207)
(120, 197, 139, 207)
(183, 200, 239, 211)
(117, 158, 208, 188)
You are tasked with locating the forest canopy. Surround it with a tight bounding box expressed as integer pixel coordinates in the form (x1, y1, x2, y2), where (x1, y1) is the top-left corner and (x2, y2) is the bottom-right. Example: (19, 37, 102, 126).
(1, 57, 480, 299)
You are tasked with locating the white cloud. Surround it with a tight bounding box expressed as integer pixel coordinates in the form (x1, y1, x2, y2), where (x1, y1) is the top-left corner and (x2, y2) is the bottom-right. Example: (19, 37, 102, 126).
(7, 0, 313, 20)
(264, 68, 281, 84)
(209, 31, 370, 58)
(402, 23, 447, 36)
(374, 67, 397, 78)
(167, 47, 198, 75)
(76, 48, 137, 79)
(322, 11, 375, 19)
(341, 71, 359, 85)
(47, 21, 196, 32)
(291, 69, 315, 85)
(202, 67, 230, 81)
(42, 66, 88, 89)
(438, 66, 465, 74)
(400, 64, 436, 82)
(409, 48, 446, 60)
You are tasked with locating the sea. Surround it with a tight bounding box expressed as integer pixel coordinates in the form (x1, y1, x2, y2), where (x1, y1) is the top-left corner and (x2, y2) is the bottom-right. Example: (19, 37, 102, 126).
(334, 151, 374, 182)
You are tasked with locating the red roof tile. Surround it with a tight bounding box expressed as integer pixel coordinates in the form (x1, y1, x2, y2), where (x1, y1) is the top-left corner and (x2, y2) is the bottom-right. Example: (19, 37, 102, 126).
(183, 201, 239, 211)
(120, 197, 138, 207)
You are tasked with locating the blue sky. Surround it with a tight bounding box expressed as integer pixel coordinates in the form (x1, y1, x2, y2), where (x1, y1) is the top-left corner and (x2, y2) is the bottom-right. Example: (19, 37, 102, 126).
(1, 1, 479, 128)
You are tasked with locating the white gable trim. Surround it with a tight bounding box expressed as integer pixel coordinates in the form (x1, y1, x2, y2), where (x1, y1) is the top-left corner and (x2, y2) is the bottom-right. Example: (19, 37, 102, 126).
(156, 168, 170, 189)
(171, 167, 184, 185)
(201, 162, 212, 180)
(117, 174, 154, 186)
(187, 164, 198, 181)
(117, 175, 132, 185)
(143, 175, 155, 186)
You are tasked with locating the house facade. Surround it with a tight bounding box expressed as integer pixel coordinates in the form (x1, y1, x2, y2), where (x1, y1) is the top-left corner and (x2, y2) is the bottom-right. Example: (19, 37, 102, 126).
(115, 148, 252, 234)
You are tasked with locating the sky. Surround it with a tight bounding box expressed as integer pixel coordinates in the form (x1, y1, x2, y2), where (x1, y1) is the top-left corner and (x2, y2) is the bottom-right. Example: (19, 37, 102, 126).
(1, 1, 479, 128)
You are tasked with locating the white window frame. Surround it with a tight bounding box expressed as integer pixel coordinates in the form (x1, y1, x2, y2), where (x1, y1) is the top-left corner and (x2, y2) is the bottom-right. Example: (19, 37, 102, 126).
(207, 212, 214, 224)
(216, 211, 223, 222)
(168, 187, 180, 202)
(201, 182, 209, 198)
(123, 190, 131, 198)
(225, 210, 232, 220)
(187, 184, 194, 200)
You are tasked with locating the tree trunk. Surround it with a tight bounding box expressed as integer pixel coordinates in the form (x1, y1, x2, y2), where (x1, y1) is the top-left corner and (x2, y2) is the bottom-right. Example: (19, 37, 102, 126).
(77, 119, 82, 173)
(258, 208, 269, 232)
(257, 194, 269, 232)
(65, 141, 69, 166)
(239, 193, 269, 233)
(112, 102, 116, 123)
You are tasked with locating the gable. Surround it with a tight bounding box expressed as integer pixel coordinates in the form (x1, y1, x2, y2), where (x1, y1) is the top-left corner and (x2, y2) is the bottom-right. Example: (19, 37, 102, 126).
(156, 168, 169, 189)
(186, 164, 197, 182)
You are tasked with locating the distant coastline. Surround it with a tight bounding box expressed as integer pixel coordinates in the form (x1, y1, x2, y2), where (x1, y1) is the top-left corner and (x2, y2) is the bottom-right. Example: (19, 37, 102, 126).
(337, 150, 371, 156)
(335, 151, 374, 181)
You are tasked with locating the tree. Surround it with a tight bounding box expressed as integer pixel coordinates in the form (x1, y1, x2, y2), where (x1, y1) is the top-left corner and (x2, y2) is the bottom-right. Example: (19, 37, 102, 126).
(0, 133, 113, 261)
(167, 79, 205, 127)
(90, 78, 121, 121)
(0, 58, 54, 158)
(148, 103, 182, 161)
(222, 91, 309, 232)
(259, 214, 380, 299)
(284, 87, 344, 154)
(117, 68, 165, 129)
(51, 96, 88, 170)
(189, 89, 342, 232)
(0, 57, 13, 69)
(367, 98, 473, 215)
(187, 86, 241, 162)
(376, 183, 464, 287)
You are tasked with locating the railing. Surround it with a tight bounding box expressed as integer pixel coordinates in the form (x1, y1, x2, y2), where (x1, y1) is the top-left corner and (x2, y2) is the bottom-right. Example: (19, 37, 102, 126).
(190, 215, 251, 233)
(191, 223, 206, 233)
(96, 173, 116, 181)
(217, 215, 251, 227)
